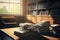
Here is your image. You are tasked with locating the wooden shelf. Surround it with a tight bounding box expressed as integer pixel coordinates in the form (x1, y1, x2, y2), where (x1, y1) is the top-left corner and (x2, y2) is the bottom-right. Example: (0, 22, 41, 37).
(28, 2, 36, 5)
(27, 0, 36, 5)
(28, 9, 36, 11)
(3, 22, 17, 24)
(38, 0, 48, 3)
(38, 8, 46, 10)
(1, 16, 15, 19)
(1, 16, 18, 24)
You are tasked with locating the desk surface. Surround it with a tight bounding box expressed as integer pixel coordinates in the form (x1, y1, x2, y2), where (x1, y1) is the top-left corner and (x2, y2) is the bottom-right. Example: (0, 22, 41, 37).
(1, 27, 60, 40)
(1, 27, 19, 40)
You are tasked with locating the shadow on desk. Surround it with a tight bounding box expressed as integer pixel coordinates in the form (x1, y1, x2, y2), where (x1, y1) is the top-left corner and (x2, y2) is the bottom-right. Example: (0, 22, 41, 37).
(18, 34, 49, 40)
(14, 31, 49, 40)
(14, 31, 60, 40)
(0, 24, 19, 29)
(43, 32, 60, 38)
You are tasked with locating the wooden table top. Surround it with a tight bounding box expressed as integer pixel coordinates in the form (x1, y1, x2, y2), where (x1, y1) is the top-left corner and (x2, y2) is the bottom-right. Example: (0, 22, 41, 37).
(0, 27, 60, 40)
(1, 27, 19, 40)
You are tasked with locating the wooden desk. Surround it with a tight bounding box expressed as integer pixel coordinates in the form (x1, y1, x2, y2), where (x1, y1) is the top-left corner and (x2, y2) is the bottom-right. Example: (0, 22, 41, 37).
(42, 35, 60, 40)
(1, 27, 19, 40)
(0, 27, 60, 40)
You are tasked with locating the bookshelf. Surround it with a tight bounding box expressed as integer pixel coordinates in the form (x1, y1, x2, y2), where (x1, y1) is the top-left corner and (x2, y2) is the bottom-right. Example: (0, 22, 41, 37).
(26, 0, 50, 23)
(27, 0, 37, 15)
(27, 0, 49, 15)
(25, 0, 60, 24)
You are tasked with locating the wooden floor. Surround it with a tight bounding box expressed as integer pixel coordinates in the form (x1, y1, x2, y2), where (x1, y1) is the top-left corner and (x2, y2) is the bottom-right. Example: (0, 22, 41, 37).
(0, 27, 60, 40)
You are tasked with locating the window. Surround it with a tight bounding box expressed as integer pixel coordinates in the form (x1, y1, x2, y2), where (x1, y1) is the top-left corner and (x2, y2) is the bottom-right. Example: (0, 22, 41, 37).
(0, 0, 20, 15)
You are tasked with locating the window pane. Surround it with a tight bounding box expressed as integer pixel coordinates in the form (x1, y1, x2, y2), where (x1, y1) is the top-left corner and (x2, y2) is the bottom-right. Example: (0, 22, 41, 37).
(0, 3, 20, 15)
(10, 4, 20, 15)
(0, 0, 10, 2)
(10, 0, 20, 3)
(0, 3, 9, 14)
